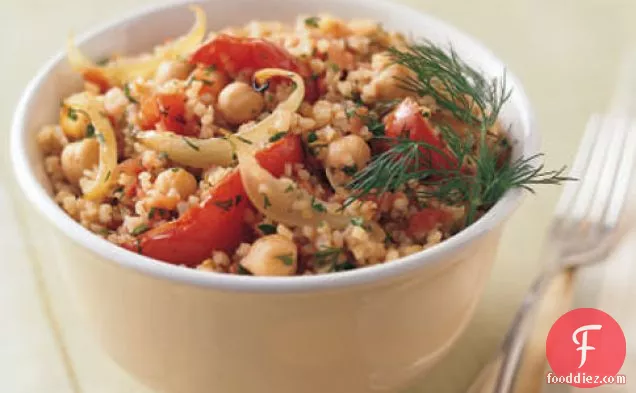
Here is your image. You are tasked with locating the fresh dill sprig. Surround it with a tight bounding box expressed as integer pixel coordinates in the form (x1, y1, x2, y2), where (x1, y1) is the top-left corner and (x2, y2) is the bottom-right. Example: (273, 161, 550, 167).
(344, 137, 454, 206)
(344, 41, 571, 225)
(348, 136, 570, 224)
(388, 40, 511, 129)
(420, 146, 571, 223)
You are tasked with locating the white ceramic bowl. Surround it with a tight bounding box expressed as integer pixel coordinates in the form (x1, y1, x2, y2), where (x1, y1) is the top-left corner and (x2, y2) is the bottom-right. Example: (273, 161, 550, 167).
(11, 0, 537, 392)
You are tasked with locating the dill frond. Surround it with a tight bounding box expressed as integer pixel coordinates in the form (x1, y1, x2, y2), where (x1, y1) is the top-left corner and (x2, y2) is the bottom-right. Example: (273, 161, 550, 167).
(388, 40, 511, 129)
(344, 41, 571, 225)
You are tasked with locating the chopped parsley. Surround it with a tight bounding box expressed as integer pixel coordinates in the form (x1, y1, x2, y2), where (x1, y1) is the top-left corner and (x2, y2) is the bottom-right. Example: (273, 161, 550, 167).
(310, 197, 326, 213)
(158, 151, 169, 160)
(236, 135, 253, 145)
(123, 83, 138, 104)
(313, 247, 343, 270)
(95, 133, 105, 144)
(352, 92, 364, 106)
(307, 131, 318, 143)
(96, 57, 110, 66)
(213, 198, 234, 211)
(350, 216, 371, 232)
(284, 183, 295, 193)
(85, 123, 96, 138)
(263, 194, 272, 209)
(237, 265, 252, 275)
(310, 72, 320, 81)
(329, 63, 340, 72)
(350, 217, 365, 227)
(131, 224, 149, 236)
(205, 65, 217, 73)
(104, 170, 111, 182)
(276, 253, 294, 266)
(269, 131, 288, 142)
(258, 223, 277, 235)
(148, 207, 168, 219)
(342, 164, 358, 176)
(67, 107, 78, 121)
(304, 16, 320, 28)
(334, 261, 356, 272)
(135, 238, 142, 253)
(183, 137, 200, 151)
(170, 167, 180, 173)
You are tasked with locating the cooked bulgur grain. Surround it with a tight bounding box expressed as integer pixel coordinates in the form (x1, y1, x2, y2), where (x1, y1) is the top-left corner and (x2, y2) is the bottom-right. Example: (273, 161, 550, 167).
(39, 10, 566, 276)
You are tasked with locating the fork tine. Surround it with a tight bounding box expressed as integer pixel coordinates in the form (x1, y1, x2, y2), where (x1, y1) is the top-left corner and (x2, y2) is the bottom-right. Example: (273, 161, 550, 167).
(587, 117, 631, 225)
(554, 115, 602, 218)
(569, 116, 617, 223)
(604, 121, 636, 228)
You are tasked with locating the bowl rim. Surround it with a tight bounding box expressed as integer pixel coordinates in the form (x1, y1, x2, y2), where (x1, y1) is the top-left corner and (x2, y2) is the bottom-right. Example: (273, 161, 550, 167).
(10, 0, 539, 293)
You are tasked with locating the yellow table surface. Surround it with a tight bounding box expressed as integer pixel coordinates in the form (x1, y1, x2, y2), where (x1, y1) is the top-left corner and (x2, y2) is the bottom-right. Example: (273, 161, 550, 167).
(1, 0, 635, 392)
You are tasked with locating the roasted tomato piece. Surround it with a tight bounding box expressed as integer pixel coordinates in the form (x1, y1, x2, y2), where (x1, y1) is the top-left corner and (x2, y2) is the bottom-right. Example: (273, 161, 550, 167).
(384, 98, 457, 170)
(407, 208, 451, 239)
(191, 34, 319, 102)
(127, 135, 304, 266)
(139, 92, 196, 136)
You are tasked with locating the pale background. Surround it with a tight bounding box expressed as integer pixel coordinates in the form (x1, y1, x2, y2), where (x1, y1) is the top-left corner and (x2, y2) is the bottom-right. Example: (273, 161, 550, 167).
(1, 0, 635, 392)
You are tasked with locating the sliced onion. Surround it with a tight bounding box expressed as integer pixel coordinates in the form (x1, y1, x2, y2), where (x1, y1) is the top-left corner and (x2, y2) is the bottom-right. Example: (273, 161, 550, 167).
(235, 145, 351, 230)
(136, 69, 303, 168)
(65, 93, 118, 201)
(134, 131, 234, 168)
(231, 68, 387, 238)
(253, 68, 305, 112)
(67, 5, 206, 86)
(235, 142, 385, 240)
(136, 110, 292, 168)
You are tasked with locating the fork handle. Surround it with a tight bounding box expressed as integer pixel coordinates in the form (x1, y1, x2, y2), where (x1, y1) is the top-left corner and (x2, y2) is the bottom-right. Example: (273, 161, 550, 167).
(492, 266, 558, 393)
(512, 269, 576, 393)
(467, 270, 553, 393)
(466, 268, 576, 393)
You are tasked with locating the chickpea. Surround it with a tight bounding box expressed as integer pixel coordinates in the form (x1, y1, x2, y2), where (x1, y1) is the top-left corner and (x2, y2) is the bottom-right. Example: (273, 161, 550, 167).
(61, 138, 100, 185)
(154, 60, 192, 84)
(59, 106, 91, 140)
(240, 235, 298, 276)
(217, 82, 264, 126)
(326, 135, 371, 174)
(154, 168, 197, 200)
(362, 64, 415, 102)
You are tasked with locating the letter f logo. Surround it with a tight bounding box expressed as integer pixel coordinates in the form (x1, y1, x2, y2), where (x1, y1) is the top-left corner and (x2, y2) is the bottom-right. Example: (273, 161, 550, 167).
(572, 324, 602, 368)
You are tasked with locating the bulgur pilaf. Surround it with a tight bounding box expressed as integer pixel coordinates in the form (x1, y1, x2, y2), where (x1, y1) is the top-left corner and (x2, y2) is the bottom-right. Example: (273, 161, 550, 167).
(38, 7, 568, 275)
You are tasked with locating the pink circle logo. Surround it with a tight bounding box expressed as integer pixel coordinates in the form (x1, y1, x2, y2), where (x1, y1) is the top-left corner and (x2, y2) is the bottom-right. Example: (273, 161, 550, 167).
(546, 308, 626, 388)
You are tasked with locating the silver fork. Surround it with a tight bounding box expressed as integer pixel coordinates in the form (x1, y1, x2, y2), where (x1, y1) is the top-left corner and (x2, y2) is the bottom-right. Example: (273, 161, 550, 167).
(468, 113, 636, 393)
